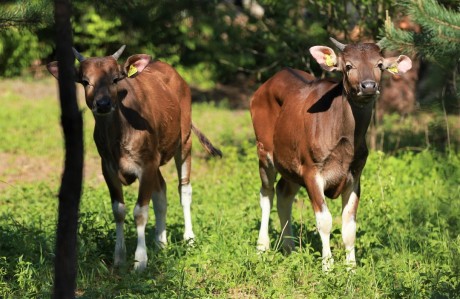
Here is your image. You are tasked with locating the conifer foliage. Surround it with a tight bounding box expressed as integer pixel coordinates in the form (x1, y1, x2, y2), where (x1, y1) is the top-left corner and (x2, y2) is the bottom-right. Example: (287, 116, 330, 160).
(0, 0, 52, 29)
(380, 0, 460, 61)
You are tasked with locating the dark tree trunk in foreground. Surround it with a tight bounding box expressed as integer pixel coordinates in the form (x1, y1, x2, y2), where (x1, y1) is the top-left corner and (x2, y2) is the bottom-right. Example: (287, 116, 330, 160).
(52, 0, 83, 298)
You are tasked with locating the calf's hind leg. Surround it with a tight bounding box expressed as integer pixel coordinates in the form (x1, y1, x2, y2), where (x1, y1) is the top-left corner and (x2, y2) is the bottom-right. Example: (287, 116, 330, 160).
(174, 137, 195, 243)
(257, 156, 277, 251)
(276, 178, 300, 253)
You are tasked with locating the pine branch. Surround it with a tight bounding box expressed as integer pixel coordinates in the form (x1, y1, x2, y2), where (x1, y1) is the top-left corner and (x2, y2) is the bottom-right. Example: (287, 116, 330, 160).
(0, 0, 53, 29)
(379, 11, 418, 56)
(411, 0, 460, 30)
(380, 0, 460, 61)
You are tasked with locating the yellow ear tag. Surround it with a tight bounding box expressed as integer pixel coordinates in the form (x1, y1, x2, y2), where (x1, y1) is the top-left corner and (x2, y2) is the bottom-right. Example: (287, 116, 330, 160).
(127, 65, 138, 78)
(387, 65, 398, 74)
(325, 54, 335, 67)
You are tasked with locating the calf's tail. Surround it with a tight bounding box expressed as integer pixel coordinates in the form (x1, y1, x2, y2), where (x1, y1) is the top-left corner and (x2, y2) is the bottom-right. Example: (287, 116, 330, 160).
(191, 123, 223, 158)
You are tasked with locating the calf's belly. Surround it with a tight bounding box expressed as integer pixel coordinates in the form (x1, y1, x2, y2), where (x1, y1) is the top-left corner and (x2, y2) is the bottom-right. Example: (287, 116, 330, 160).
(274, 154, 351, 199)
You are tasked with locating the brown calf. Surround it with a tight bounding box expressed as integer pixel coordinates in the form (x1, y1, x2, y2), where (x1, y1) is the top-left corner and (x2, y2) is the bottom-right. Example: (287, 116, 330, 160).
(47, 46, 221, 271)
(250, 38, 411, 270)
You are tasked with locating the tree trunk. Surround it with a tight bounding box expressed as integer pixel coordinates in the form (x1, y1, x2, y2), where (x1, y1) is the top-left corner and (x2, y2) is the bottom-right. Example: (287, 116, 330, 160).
(52, 0, 83, 298)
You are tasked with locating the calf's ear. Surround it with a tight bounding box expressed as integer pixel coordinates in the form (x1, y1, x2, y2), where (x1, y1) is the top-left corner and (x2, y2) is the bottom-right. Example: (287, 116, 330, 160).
(123, 54, 152, 78)
(383, 55, 412, 75)
(309, 46, 339, 72)
(46, 61, 80, 82)
(46, 61, 60, 79)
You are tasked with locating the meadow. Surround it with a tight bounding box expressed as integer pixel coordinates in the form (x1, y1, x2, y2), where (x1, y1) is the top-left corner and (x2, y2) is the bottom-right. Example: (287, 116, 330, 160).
(0, 77, 459, 298)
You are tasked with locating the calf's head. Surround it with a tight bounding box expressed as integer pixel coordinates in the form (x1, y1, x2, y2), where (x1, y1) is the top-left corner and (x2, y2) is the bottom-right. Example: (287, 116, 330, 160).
(47, 46, 152, 115)
(310, 38, 412, 103)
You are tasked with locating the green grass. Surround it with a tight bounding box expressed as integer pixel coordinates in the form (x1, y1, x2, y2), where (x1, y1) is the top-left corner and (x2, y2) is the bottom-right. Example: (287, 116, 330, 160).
(0, 78, 459, 298)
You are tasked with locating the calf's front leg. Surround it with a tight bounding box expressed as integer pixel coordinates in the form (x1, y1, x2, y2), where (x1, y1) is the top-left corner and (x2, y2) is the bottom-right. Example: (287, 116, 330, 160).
(305, 173, 333, 271)
(102, 162, 127, 267)
(341, 180, 360, 266)
(133, 166, 163, 271)
(152, 171, 168, 248)
(133, 202, 149, 271)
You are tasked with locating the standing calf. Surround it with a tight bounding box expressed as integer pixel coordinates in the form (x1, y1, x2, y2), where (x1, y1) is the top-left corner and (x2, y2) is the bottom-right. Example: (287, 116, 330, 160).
(250, 38, 411, 270)
(47, 46, 221, 271)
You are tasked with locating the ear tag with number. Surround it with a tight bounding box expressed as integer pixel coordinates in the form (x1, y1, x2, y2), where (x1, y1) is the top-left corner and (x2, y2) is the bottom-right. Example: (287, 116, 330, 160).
(387, 65, 399, 74)
(127, 65, 138, 77)
(325, 54, 335, 67)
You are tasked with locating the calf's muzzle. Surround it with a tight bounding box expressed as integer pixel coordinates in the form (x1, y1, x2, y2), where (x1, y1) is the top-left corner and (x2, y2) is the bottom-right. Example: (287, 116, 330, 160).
(358, 80, 379, 96)
(94, 96, 113, 114)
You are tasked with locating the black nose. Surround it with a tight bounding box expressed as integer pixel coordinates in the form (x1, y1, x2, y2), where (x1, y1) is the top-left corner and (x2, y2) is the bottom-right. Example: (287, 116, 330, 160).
(360, 80, 377, 91)
(95, 97, 112, 113)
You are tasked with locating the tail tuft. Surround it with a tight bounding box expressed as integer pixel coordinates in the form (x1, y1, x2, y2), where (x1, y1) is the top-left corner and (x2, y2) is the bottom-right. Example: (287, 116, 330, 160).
(191, 124, 223, 158)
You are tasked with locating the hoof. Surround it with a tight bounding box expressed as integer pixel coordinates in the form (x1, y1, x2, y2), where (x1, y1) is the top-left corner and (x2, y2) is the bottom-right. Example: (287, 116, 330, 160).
(322, 256, 334, 272)
(134, 260, 147, 272)
(256, 243, 270, 252)
(183, 231, 195, 245)
(134, 248, 148, 271)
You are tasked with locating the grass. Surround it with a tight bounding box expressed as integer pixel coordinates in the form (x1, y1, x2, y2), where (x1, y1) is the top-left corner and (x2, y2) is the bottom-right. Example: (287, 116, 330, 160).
(0, 77, 459, 298)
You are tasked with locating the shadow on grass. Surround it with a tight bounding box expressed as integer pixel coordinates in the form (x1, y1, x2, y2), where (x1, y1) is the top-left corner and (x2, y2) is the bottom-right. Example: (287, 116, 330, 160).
(76, 219, 202, 297)
(0, 211, 201, 298)
(0, 216, 54, 265)
(251, 217, 332, 257)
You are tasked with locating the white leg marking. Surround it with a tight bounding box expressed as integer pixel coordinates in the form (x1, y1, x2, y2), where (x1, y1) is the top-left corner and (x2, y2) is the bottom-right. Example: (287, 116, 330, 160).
(180, 183, 195, 242)
(314, 174, 333, 271)
(133, 204, 149, 271)
(257, 187, 274, 251)
(181, 161, 189, 182)
(342, 191, 358, 266)
(315, 204, 333, 271)
(152, 191, 167, 248)
(112, 201, 126, 266)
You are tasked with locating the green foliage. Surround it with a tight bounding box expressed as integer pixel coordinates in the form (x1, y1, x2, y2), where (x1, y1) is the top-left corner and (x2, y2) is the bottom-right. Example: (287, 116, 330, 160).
(0, 27, 52, 77)
(0, 0, 397, 83)
(72, 4, 123, 58)
(92, 0, 395, 82)
(376, 111, 460, 152)
(0, 84, 459, 297)
(0, 1, 53, 78)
